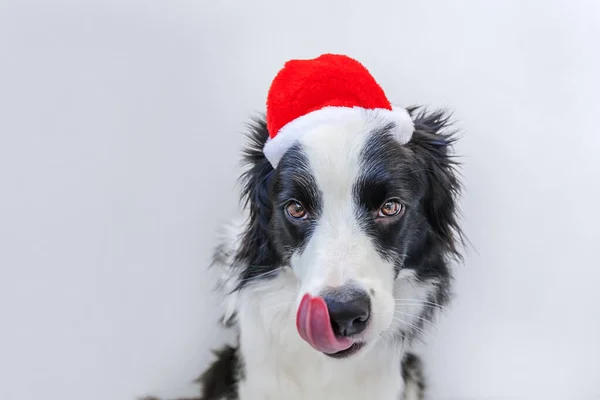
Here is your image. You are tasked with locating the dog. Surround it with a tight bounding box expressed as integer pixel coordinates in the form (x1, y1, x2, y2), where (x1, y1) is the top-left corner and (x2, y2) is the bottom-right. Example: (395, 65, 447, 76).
(147, 55, 463, 400)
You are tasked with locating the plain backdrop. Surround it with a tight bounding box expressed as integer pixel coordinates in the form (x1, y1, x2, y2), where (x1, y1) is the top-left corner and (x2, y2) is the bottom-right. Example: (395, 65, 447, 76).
(1, 1, 599, 399)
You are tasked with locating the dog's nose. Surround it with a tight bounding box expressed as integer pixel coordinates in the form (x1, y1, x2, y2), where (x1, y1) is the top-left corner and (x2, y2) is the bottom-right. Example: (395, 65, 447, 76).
(323, 287, 371, 337)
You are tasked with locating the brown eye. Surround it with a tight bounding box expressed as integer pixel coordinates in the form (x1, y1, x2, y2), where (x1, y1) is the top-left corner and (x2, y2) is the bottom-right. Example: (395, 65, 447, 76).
(378, 199, 404, 218)
(286, 201, 307, 220)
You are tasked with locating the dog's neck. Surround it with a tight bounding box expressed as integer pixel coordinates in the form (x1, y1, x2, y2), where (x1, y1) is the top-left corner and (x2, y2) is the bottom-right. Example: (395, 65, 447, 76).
(233, 268, 406, 400)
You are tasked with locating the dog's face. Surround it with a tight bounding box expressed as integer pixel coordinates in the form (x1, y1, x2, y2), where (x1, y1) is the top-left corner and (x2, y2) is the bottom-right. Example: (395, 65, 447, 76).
(236, 112, 461, 359)
(270, 120, 424, 357)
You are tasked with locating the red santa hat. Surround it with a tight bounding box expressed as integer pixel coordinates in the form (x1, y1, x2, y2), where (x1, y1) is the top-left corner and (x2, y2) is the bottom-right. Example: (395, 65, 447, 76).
(263, 54, 414, 168)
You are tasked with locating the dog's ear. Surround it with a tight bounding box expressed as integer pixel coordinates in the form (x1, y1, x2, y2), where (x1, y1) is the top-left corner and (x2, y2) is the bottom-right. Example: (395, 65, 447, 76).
(409, 108, 464, 260)
(235, 117, 279, 276)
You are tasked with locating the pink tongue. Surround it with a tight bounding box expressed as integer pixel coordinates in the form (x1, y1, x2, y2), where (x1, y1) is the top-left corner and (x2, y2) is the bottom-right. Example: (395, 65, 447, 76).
(296, 294, 354, 354)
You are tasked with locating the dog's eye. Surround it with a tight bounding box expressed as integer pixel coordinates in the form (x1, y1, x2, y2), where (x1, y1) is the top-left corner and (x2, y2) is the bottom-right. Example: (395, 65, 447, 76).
(378, 199, 404, 218)
(286, 200, 308, 220)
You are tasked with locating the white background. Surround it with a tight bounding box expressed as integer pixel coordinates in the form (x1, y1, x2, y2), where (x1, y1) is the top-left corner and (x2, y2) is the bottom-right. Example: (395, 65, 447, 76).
(1, 1, 599, 399)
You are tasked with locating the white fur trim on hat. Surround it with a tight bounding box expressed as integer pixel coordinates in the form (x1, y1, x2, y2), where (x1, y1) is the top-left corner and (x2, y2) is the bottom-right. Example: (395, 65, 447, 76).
(263, 106, 414, 168)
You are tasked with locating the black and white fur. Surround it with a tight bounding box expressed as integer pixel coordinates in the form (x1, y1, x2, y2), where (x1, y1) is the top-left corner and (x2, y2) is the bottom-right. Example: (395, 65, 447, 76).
(149, 107, 462, 400)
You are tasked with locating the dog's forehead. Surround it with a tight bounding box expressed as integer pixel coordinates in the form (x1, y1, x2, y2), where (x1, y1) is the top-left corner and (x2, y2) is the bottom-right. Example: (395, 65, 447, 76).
(298, 120, 378, 189)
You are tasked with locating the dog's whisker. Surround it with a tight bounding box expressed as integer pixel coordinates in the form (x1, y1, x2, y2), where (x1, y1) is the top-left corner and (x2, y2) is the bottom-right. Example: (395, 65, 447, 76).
(391, 317, 430, 337)
(237, 268, 285, 284)
(394, 298, 445, 306)
(394, 300, 447, 310)
(394, 303, 446, 312)
(262, 301, 297, 313)
(371, 310, 435, 335)
(395, 311, 439, 330)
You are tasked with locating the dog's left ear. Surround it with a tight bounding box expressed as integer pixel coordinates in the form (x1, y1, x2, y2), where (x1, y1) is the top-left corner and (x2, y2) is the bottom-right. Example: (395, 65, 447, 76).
(235, 117, 279, 274)
(408, 109, 464, 260)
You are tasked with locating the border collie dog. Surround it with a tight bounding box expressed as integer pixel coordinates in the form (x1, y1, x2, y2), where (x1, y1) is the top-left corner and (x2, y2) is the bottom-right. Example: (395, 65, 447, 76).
(150, 55, 463, 400)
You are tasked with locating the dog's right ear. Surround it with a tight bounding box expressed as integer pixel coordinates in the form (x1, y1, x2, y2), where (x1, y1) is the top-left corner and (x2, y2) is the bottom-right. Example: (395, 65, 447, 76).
(408, 107, 464, 261)
(234, 117, 279, 280)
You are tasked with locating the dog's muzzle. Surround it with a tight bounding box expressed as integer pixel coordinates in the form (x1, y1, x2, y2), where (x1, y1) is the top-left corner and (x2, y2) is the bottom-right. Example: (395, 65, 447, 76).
(295, 288, 371, 355)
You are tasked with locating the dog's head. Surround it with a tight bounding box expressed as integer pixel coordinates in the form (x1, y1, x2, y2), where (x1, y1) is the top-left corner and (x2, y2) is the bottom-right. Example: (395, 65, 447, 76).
(233, 108, 462, 359)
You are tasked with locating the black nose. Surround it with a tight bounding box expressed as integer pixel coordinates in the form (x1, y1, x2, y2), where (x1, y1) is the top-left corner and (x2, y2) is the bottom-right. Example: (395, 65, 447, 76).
(323, 287, 371, 337)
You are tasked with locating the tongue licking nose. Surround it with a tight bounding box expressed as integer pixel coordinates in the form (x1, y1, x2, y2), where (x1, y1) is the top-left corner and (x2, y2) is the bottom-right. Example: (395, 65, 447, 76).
(296, 294, 354, 354)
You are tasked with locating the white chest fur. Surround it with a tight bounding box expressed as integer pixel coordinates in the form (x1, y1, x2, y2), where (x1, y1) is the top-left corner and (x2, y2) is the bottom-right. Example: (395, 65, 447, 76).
(234, 270, 405, 400)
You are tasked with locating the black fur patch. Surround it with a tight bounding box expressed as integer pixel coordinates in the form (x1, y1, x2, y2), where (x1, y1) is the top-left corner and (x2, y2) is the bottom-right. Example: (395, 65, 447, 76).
(233, 118, 279, 289)
(270, 143, 322, 262)
(355, 122, 428, 277)
(140, 346, 243, 400)
(234, 120, 323, 289)
(401, 352, 426, 400)
(197, 345, 241, 400)
(142, 346, 241, 400)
